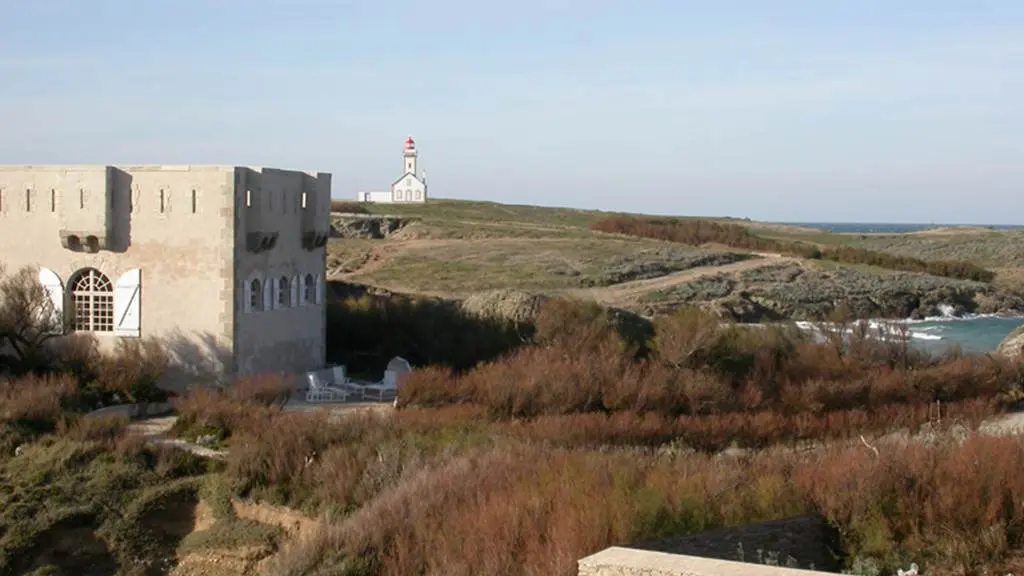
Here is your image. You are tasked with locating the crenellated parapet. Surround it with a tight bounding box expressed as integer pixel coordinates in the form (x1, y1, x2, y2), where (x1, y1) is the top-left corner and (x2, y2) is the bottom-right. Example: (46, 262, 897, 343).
(300, 172, 331, 251)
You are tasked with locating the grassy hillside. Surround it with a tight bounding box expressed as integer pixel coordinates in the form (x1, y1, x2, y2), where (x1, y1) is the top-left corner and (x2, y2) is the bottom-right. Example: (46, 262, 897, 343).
(327, 199, 1024, 320)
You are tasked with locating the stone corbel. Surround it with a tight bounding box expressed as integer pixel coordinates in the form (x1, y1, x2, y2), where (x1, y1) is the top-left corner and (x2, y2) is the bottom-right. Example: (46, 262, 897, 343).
(246, 232, 279, 253)
(302, 231, 329, 250)
(59, 230, 109, 253)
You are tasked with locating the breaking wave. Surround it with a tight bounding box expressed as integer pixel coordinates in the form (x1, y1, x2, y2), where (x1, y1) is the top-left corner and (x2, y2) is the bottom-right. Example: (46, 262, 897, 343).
(793, 320, 945, 342)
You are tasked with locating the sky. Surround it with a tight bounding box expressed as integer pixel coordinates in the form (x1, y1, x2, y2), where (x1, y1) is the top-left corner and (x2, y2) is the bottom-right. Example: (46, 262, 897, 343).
(0, 1, 1021, 224)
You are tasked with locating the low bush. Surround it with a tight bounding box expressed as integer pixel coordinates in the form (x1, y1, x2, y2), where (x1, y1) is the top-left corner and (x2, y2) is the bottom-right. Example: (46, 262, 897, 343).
(330, 200, 369, 214)
(400, 304, 1020, 427)
(263, 435, 1024, 576)
(228, 373, 296, 407)
(170, 384, 280, 443)
(591, 215, 995, 282)
(0, 374, 79, 436)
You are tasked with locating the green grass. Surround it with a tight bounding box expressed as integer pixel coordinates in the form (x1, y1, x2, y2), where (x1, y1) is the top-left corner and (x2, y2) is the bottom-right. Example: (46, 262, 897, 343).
(348, 238, 743, 295)
(178, 518, 282, 554)
(0, 436, 214, 574)
(843, 231, 1024, 269)
(327, 199, 1024, 299)
(753, 230, 856, 246)
(350, 199, 769, 237)
(356, 199, 613, 230)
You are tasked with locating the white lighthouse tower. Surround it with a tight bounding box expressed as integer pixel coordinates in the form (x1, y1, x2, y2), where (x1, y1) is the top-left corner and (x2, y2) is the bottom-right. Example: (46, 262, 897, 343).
(388, 136, 428, 203)
(403, 136, 418, 176)
(356, 136, 429, 203)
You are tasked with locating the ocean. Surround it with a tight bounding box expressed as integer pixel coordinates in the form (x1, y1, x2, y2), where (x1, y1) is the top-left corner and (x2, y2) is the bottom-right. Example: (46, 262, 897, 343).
(769, 221, 1024, 354)
(792, 315, 1024, 356)
(776, 222, 1024, 234)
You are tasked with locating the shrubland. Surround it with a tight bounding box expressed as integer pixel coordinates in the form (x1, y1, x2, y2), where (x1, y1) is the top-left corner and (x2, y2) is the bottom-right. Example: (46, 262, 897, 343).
(172, 298, 1024, 575)
(4, 262, 1024, 575)
(592, 215, 996, 282)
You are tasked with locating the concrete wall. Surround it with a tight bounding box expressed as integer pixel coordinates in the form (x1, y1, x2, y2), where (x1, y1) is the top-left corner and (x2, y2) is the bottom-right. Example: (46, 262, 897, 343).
(0, 165, 236, 389)
(578, 548, 843, 576)
(356, 191, 394, 203)
(232, 167, 330, 377)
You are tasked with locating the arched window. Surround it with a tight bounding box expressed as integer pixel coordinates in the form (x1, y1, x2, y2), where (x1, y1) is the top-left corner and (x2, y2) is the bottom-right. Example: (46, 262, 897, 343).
(249, 278, 263, 312)
(70, 268, 114, 332)
(278, 275, 290, 308)
(303, 273, 315, 304)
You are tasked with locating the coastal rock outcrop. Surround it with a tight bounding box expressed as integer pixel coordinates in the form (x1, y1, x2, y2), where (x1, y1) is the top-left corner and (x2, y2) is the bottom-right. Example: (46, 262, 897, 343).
(330, 214, 416, 239)
(638, 263, 1024, 322)
(997, 325, 1024, 358)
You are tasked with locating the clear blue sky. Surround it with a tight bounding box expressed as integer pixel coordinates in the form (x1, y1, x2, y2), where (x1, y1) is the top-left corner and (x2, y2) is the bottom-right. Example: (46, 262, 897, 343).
(1, 1, 1021, 223)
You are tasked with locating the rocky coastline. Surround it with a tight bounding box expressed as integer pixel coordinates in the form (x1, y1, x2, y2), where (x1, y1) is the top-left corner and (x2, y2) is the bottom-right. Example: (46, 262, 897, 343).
(635, 263, 1024, 323)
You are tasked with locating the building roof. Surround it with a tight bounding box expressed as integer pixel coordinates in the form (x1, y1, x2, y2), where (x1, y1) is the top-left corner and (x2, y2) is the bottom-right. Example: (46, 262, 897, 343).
(391, 172, 426, 188)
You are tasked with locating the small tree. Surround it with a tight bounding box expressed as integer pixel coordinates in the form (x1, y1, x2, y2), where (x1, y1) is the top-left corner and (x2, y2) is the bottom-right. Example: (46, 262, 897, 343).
(652, 306, 722, 369)
(0, 265, 65, 372)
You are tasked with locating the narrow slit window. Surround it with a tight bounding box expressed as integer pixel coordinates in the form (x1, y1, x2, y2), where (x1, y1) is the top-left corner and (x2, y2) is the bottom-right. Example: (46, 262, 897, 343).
(245, 189, 252, 207)
(25, 189, 31, 212)
(191, 189, 197, 213)
(159, 189, 165, 213)
(50, 189, 56, 212)
(301, 191, 307, 209)
(79, 189, 84, 209)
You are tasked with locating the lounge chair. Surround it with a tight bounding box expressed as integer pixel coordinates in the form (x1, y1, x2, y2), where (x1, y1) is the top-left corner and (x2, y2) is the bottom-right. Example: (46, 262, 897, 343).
(332, 365, 376, 400)
(304, 370, 349, 403)
(359, 369, 399, 402)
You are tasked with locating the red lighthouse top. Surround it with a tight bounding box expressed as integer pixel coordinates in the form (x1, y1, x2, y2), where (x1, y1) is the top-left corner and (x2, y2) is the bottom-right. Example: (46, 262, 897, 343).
(405, 137, 415, 149)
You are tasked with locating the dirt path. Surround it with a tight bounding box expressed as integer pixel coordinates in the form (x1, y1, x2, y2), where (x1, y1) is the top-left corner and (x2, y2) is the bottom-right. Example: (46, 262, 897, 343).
(127, 415, 229, 459)
(571, 254, 801, 307)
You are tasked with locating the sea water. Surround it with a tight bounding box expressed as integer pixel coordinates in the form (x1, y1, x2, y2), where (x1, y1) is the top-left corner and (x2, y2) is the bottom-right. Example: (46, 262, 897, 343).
(770, 221, 1024, 353)
(793, 314, 1024, 355)
(896, 315, 1024, 355)
(774, 222, 1024, 233)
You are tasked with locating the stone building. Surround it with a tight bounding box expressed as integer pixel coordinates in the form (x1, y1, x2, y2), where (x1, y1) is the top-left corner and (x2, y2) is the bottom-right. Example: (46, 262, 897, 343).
(0, 164, 332, 389)
(357, 136, 428, 203)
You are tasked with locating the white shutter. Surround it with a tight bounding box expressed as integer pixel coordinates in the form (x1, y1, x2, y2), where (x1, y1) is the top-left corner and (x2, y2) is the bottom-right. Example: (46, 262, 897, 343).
(114, 268, 141, 337)
(263, 278, 273, 311)
(314, 274, 323, 305)
(37, 267, 64, 334)
(290, 275, 299, 307)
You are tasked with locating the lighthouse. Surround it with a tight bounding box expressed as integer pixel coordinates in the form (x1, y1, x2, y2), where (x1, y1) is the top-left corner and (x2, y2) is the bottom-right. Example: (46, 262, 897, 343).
(403, 137, 418, 176)
(356, 136, 429, 203)
(388, 136, 428, 203)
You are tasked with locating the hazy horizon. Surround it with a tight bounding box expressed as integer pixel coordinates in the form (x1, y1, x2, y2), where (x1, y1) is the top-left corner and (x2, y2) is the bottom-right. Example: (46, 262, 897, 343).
(1, 1, 1021, 224)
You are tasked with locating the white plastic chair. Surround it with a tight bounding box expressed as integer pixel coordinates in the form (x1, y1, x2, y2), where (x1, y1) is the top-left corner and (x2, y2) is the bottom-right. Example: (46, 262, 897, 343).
(304, 371, 349, 403)
(332, 365, 367, 400)
(360, 369, 399, 402)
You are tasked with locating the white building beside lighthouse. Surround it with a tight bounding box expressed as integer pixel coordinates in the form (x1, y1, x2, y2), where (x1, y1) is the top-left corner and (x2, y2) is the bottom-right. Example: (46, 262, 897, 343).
(356, 137, 428, 204)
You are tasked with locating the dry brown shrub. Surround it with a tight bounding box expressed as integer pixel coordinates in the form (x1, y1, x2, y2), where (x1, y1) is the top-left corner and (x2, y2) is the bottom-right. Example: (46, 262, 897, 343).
(263, 435, 1024, 576)
(228, 373, 296, 406)
(57, 413, 129, 444)
(330, 200, 369, 214)
(0, 373, 79, 432)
